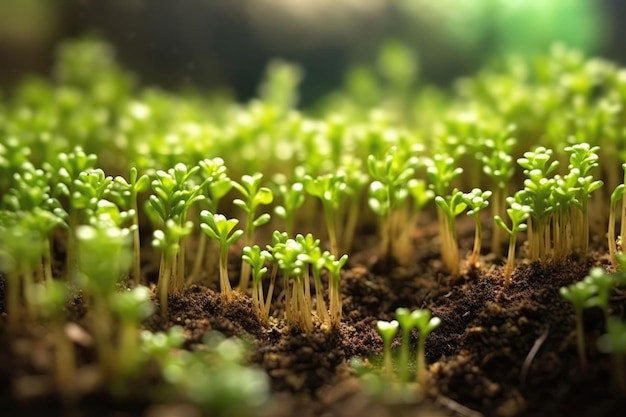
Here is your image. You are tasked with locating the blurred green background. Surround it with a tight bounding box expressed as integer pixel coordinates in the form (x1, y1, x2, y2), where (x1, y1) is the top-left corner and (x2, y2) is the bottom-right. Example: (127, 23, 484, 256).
(0, 0, 617, 105)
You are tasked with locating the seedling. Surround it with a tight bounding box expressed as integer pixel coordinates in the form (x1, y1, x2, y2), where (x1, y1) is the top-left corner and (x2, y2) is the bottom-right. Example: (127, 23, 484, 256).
(583, 267, 616, 321)
(564, 143, 603, 254)
(495, 196, 531, 285)
(0, 219, 46, 326)
(481, 128, 516, 256)
(76, 223, 132, 374)
(463, 188, 492, 268)
(517, 147, 559, 261)
(274, 238, 311, 332)
(296, 233, 330, 325)
(152, 219, 193, 315)
(434, 190, 467, 275)
(560, 281, 595, 369)
(395, 307, 416, 383)
(273, 175, 305, 237)
(304, 172, 347, 259)
(190, 157, 233, 285)
(324, 252, 348, 328)
(45, 147, 102, 279)
(242, 245, 271, 324)
(110, 286, 155, 375)
(412, 310, 441, 387)
(147, 163, 204, 292)
(232, 172, 273, 291)
(609, 181, 625, 268)
(376, 320, 399, 380)
(110, 167, 150, 285)
(367, 147, 414, 262)
(32, 281, 75, 387)
(200, 212, 244, 300)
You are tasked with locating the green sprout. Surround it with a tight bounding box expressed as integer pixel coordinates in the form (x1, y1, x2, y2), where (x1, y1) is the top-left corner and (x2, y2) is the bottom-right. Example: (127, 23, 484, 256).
(232, 172, 273, 291)
(152, 219, 193, 316)
(274, 238, 312, 332)
(110, 286, 154, 376)
(463, 188, 492, 268)
(3, 162, 67, 282)
(338, 156, 369, 254)
(0, 219, 47, 326)
(583, 267, 617, 321)
(395, 307, 416, 384)
(44, 147, 102, 279)
(564, 143, 603, 254)
(242, 245, 271, 325)
(597, 318, 626, 394)
(200, 211, 244, 300)
(607, 163, 626, 268)
(76, 223, 131, 375)
(517, 147, 559, 261)
(560, 281, 595, 369)
(147, 163, 204, 294)
(367, 147, 415, 263)
(481, 128, 516, 256)
(376, 319, 399, 380)
(32, 281, 75, 387)
(304, 172, 347, 259)
(495, 196, 531, 285)
(298, 234, 331, 326)
(412, 309, 441, 388)
(609, 179, 625, 268)
(190, 157, 234, 285)
(324, 252, 348, 328)
(110, 167, 150, 286)
(434, 190, 467, 276)
(273, 175, 305, 237)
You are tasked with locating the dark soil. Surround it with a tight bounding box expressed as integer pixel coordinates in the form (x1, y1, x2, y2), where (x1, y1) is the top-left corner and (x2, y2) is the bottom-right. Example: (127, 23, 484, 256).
(1, 218, 626, 417)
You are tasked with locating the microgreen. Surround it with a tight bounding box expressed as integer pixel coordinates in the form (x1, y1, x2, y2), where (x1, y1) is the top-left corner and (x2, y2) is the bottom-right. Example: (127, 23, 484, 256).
(0, 219, 46, 326)
(367, 147, 415, 262)
(564, 143, 603, 254)
(395, 307, 416, 383)
(272, 175, 305, 237)
(376, 319, 399, 380)
(190, 157, 233, 285)
(274, 238, 311, 332)
(304, 172, 347, 259)
(411, 309, 441, 387)
(110, 286, 155, 375)
(147, 163, 204, 296)
(462, 188, 492, 268)
(242, 245, 271, 324)
(324, 252, 348, 328)
(560, 281, 595, 369)
(608, 181, 625, 267)
(434, 190, 467, 275)
(583, 267, 616, 321)
(482, 147, 515, 256)
(296, 233, 330, 325)
(495, 195, 531, 285)
(152, 219, 193, 315)
(110, 167, 150, 285)
(200, 211, 244, 300)
(76, 223, 132, 373)
(232, 172, 273, 291)
(32, 281, 75, 386)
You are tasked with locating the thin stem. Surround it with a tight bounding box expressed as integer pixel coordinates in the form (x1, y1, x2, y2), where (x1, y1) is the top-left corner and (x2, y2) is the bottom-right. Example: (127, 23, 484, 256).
(219, 244, 233, 299)
(574, 308, 587, 369)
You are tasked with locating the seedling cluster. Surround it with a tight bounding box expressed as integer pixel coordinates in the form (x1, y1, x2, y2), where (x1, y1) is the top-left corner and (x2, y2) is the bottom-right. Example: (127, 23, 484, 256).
(2, 38, 626, 412)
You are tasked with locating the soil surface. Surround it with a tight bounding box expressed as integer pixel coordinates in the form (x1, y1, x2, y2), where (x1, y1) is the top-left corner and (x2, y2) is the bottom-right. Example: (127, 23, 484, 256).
(1, 218, 626, 417)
